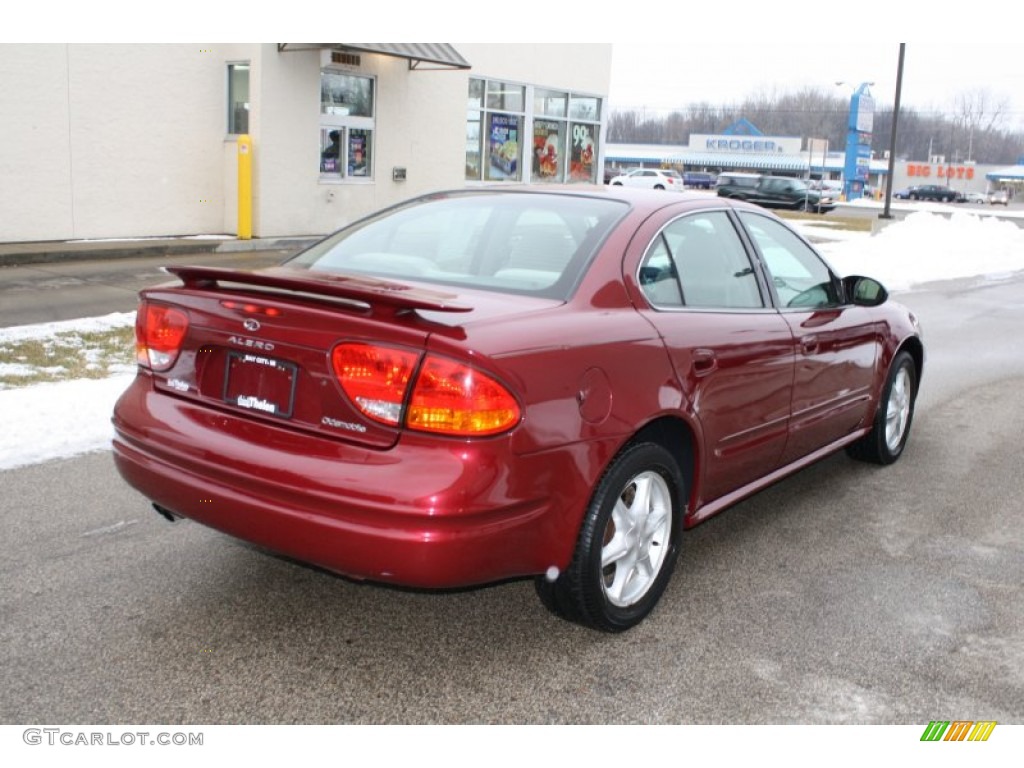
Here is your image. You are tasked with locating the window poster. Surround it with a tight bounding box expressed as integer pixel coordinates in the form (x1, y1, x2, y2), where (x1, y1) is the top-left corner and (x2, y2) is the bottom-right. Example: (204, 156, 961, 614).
(569, 122, 597, 183)
(320, 128, 341, 174)
(348, 130, 369, 176)
(533, 120, 561, 182)
(488, 113, 519, 181)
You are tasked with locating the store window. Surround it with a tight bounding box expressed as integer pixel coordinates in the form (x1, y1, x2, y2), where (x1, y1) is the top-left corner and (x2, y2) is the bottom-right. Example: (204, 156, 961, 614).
(466, 78, 524, 182)
(466, 78, 601, 185)
(532, 88, 566, 183)
(227, 63, 249, 134)
(320, 71, 375, 179)
(568, 122, 598, 183)
(465, 79, 484, 179)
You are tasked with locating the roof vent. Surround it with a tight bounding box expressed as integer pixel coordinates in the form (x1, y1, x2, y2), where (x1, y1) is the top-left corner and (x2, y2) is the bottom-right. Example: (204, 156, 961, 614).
(331, 51, 361, 67)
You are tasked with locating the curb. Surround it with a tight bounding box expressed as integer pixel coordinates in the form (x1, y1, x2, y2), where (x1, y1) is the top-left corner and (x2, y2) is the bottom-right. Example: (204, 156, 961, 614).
(0, 236, 322, 267)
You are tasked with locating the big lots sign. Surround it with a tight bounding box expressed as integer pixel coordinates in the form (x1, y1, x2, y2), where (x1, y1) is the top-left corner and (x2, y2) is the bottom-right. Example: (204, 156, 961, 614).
(906, 163, 976, 180)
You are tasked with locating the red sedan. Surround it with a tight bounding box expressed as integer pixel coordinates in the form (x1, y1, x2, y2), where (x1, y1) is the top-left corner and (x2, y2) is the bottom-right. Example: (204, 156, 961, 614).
(112, 188, 923, 632)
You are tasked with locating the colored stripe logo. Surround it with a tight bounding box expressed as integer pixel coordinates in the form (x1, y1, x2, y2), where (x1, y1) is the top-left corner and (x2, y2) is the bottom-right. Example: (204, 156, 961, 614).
(921, 721, 997, 741)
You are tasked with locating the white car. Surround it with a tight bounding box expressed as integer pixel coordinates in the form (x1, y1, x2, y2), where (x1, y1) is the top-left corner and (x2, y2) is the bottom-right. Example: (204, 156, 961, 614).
(990, 190, 1010, 206)
(963, 191, 989, 204)
(609, 168, 684, 191)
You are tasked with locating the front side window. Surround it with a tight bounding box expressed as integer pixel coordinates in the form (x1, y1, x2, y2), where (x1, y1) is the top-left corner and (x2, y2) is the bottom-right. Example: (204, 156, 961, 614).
(320, 71, 374, 180)
(739, 212, 840, 309)
(227, 63, 249, 134)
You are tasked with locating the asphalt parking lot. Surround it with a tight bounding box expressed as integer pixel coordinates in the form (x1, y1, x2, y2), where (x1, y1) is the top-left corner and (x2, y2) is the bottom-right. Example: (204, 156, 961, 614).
(1, 274, 1022, 725)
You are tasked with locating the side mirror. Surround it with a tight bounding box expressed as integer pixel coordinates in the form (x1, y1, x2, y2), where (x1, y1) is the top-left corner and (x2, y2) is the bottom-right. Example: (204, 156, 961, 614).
(843, 275, 888, 307)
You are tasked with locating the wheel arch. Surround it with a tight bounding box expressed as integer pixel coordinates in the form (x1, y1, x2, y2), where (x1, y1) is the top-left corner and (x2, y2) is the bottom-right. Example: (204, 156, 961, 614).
(897, 335, 925, 394)
(625, 415, 697, 521)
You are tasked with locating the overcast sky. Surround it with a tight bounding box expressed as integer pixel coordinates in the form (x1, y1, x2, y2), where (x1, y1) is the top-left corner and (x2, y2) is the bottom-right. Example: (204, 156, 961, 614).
(608, 42, 1024, 129)
(14, 4, 1024, 131)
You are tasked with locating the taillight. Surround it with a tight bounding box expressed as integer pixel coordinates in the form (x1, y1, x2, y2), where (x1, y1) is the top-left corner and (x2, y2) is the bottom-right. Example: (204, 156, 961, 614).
(136, 301, 189, 371)
(407, 357, 520, 436)
(332, 343, 418, 426)
(331, 343, 520, 436)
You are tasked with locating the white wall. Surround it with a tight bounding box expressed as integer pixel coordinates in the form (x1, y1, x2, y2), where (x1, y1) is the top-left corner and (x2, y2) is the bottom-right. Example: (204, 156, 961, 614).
(1, 43, 228, 242)
(280, 43, 612, 236)
(0, 45, 76, 241)
(0, 43, 612, 243)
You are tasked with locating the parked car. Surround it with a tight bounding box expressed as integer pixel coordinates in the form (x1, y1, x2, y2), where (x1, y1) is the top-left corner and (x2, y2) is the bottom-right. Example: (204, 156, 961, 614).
(609, 167, 684, 191)
(812, 180, 846, 198)
(113, 188, 923, 632)
(962, 191, 989, 204)
(901, 184, 958, 202)
(715, 171, 761, 194)
(717, 173, 836, 213)
(682, 171, 715, 189)
(989, 189, 1010, 205)
(893, 188, 913, 200)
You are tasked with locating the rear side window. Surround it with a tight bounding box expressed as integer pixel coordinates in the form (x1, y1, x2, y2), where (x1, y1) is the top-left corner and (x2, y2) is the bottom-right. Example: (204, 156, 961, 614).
(287, 192, 628, 299)
(639, 212, 764, 310)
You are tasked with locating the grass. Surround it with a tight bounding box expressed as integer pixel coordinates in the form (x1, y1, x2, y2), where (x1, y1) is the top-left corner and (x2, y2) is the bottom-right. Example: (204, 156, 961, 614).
(778, 210, 873, 232)
(0, 326, 136, 389)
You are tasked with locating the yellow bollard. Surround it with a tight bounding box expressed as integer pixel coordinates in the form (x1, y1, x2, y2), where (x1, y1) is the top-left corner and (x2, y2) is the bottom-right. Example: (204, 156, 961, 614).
(237, 135, 253, 240)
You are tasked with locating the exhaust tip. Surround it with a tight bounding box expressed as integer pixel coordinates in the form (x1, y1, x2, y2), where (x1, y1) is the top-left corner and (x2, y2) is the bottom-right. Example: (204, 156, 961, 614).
(152, 503, 180, 523)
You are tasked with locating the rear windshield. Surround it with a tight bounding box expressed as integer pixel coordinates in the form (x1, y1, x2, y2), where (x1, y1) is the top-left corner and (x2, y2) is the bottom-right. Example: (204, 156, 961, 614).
(286, 191, 629, 300)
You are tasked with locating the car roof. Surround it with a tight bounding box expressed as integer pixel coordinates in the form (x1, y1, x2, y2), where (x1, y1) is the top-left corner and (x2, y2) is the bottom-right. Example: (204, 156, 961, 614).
(425, 184, 767, 219)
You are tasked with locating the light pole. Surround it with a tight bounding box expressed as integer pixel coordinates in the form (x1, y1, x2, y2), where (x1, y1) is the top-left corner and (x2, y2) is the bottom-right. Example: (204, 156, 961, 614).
(880, 44, 906, 220)
(836, 81, 875, 201)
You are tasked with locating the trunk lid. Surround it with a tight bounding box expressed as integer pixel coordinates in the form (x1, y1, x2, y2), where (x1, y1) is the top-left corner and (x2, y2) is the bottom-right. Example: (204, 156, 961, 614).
(139, 266, 473, 449)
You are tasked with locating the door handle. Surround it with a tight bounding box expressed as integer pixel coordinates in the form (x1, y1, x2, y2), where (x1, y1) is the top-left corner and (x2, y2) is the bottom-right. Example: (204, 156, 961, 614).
(800, 335, 820, 355)
(692, 348, 717, 377)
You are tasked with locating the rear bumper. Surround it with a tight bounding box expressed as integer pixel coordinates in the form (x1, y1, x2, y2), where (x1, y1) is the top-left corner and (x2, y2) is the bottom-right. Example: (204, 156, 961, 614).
(112, 377, 601, 588)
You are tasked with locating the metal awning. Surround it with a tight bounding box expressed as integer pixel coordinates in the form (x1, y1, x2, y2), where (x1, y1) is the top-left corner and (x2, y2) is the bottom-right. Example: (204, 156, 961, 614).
(278, 43, 470, 70)
(665, 152, 810, 172)
(985, 165, 1024, 181)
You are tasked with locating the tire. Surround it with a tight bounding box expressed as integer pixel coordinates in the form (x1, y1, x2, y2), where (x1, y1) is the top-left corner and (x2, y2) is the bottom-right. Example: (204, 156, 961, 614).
(611, 181, 623, 186)
(535, 442, 683, 632)
(847, 350, 917, 465)
(654, 184, 665, 190)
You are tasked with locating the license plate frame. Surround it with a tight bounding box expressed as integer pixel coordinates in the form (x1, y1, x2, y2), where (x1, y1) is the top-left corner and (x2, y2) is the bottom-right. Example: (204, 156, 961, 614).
(222, 351, 298, 419)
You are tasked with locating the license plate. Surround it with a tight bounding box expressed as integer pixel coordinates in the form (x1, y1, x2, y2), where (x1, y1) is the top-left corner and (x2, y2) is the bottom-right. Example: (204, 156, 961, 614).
(223, 352, 297, 419)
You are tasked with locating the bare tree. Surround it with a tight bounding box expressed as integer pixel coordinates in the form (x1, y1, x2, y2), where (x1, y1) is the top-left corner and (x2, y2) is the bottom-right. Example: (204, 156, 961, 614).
(608, 86, 1024, 164)
(951, 89, 1011, 161)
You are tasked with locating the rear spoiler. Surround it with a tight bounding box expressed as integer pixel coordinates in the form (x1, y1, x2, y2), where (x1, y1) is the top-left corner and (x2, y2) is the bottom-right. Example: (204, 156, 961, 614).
(163, 266, 473, 314)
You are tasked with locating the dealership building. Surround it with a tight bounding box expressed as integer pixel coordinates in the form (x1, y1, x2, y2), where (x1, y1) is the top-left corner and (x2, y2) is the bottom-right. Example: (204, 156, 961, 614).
(0, 44, 612, 243)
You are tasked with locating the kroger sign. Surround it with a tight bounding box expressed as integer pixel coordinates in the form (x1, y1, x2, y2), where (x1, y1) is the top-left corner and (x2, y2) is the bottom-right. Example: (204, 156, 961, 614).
(694, 135, 801, 154)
